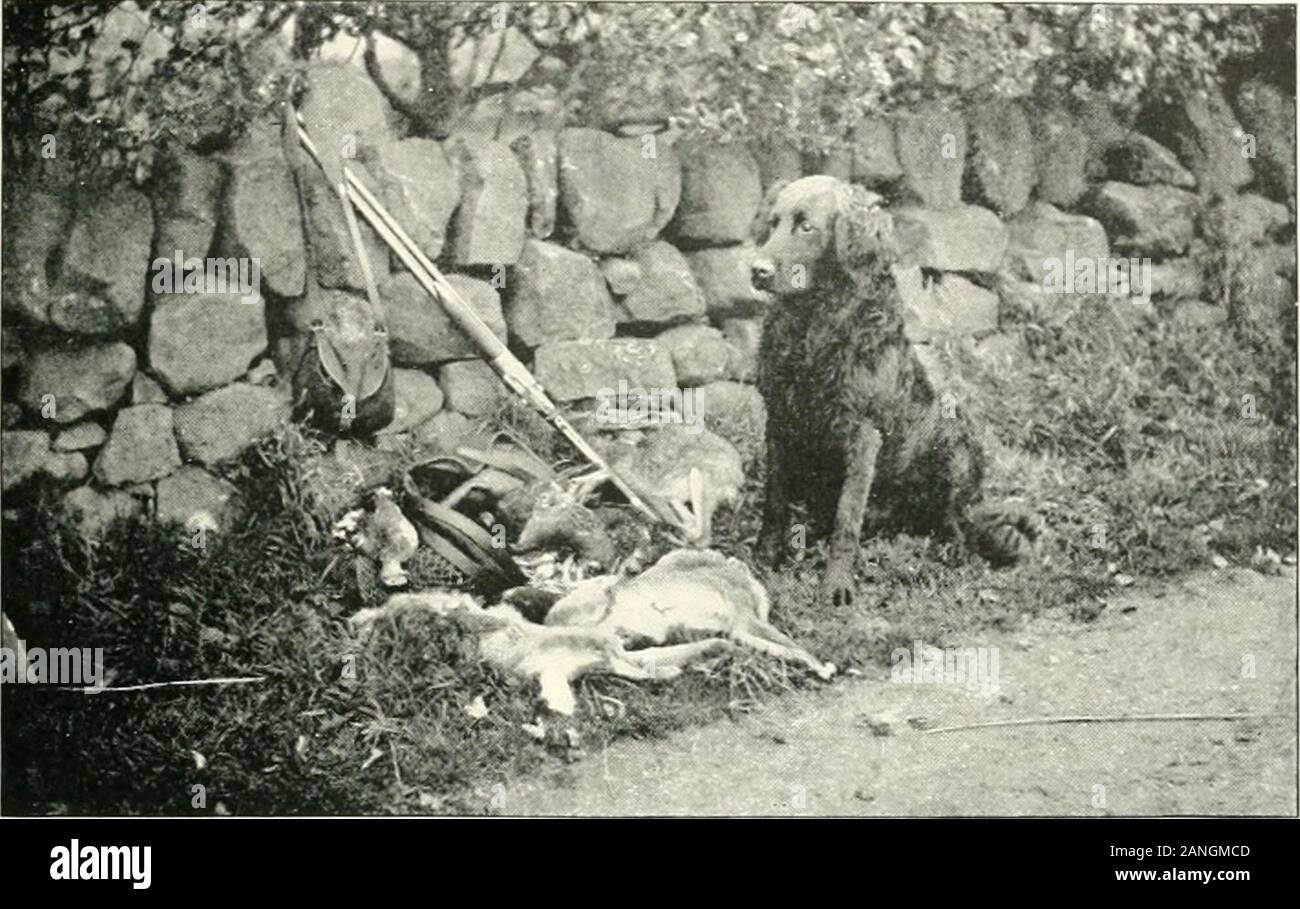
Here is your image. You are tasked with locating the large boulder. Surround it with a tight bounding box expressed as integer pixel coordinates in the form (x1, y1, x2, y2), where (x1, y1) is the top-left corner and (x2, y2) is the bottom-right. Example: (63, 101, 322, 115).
(1079, 182, 1199, 257)
(1232, 79, 1296, 206)
(511, 130, 559, 239)
(53, 422, 108, 452)
(720, 317, 762, 382)
(505, 240, 615, 347)
(173, 383, 291, 466)
(963, 99, 1036, 217)
(222, 115, 307, 299)
(382, 272, 506, 365)
(894, 206, 1007, 273)
(684, 242, 768, 318)
(1102, 133, 1196, 189)
(896, 270, 999, 342)
(1003, 202, 1110, 283)
(18, 341, 136, 423)
(606, 241, 706, 327)
(851, 117, 904, 189)
(438, 359, 501, 416)
(2, 430, 88, 493)
(1033, 110, 1090, 208)
(557, 128, 667, 254)
(2, 189, 72, 324)
(298, 62, 394, 154)
(93, 404, 181, 486)
(1211, 193, 1292, 246)
(149, 293, 268, 395)
(156, 466, 243, 534)
(533, 339, 676, 402)
(893, 105, 966, 210)
(751, 136, 804, 191)
(62, 485, 145, 542)
(377, 368, 444, 434)
(447, 137, 528, 266)
(669, 141, 762, 245)
(152, 145, 224, 261)
(361, 138, 461, 261)
(60, 186, 154, 333)
(654, 324, 741, 386)
(1144, 84, 1253, 195)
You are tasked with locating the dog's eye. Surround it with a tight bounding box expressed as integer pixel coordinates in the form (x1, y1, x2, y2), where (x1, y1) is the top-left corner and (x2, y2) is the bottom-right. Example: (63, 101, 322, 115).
(797, 220, 816, 234)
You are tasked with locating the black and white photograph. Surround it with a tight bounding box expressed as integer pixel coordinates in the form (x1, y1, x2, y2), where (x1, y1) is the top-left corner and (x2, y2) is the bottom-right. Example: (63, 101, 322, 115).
(0, 0, 1296, 848)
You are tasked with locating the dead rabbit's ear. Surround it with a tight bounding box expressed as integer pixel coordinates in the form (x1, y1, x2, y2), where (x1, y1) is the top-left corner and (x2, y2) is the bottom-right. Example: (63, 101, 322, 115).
(833, 182, 895, 271)
(751, 179, 791, 243)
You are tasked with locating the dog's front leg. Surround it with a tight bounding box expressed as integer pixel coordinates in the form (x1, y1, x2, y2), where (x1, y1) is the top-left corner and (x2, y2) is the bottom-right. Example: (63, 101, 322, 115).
(758, 430, 794, 564)
(822, 422, 882, 607)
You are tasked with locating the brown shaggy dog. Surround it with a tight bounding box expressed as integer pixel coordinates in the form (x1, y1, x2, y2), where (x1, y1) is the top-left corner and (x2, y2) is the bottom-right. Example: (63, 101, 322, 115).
(751, 176, 1034, 605)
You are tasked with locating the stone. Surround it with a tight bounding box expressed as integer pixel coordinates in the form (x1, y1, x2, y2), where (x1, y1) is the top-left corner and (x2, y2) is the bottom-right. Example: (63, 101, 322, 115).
(1033, 111, 1090, 208)
(533, 339, 677, 403)
(448, 137, 528, 266)
(654, 325, 739, 386)
(557, 128, 664, 254)
(1213, 193, 1292, 246)
(2, 430, 88, 492)
(438, 359, 500, 416)
(851, 117, 904, 188)
(511, 130, 559, 239)
(18, 341, 136, 424)
(670, 140, 762, 245)
(377, 369, 444, 434)
(62, 485, 145, 541)
(1232, 79, 1296, 206)
(894, 206, 1008, 273)
(93, 404, 181, 486)
(685, 243, 768, 318)
(1003, 202, 1110, 283)
(53, 422, 107, 452)
(963, 99, 1036, 217)
(173, 383, 291, 466)
(60, 186, 154, 333)
(300, 163, 391, 292)
(45, 288, 130, 337)
(1144, 83, 1253, 195)
(156, 466, 243, 534)
(450, 26, 540, 90)
(410, 410, 482, 456)
(694, 380, 766, 465)
(1103, 133, 1196, 189)
(2, 189, 72, 324)
(132, 372, 169, 404)
(751, 136, 804, 191)
(1079, 182, 1198, 257)
(382, 272, 507, 365)
(149, 293, 268, 395)
(361, 137, 461, 260)
(1149, 259, 1203, 302)
(299, 62, 394, 153)
(505, 240, 615, 347)
(611, 241, 707, 327)
(152, 145, 224, 261)
(223, 114, 307, 299)
(893, 105, 966, 210)
(720, 317, 762, 383)
(897, 270, 999, 342)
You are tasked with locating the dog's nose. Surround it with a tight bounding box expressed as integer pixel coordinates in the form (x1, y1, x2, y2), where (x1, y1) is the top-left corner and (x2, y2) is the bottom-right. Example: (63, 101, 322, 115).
(751, 259, 776, 290)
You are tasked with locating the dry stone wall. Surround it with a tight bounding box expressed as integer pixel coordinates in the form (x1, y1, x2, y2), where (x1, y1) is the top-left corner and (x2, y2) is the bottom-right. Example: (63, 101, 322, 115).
(2, 58, 1295, 542)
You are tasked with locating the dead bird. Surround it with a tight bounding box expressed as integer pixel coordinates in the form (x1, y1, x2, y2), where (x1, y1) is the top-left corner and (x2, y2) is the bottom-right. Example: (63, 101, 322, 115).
(332, 486, 419, 588)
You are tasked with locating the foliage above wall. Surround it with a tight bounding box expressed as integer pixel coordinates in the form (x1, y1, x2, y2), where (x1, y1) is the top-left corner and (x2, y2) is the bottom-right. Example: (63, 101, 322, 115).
(4, 2, 1293, 188)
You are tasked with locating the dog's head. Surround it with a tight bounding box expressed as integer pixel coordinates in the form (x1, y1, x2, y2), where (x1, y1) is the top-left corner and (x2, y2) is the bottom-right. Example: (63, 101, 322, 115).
(750, 175, 895, 297)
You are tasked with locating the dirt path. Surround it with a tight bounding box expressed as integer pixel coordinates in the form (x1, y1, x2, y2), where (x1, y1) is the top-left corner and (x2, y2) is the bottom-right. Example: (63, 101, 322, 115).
(508, 568, 1297, 816)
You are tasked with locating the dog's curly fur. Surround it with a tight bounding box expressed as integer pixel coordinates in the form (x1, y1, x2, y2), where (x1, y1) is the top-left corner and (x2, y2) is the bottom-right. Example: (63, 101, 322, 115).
(751, 176, 1034, 605)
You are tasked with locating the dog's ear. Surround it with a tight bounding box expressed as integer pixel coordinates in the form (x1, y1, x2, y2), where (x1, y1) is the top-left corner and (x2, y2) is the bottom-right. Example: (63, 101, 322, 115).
(751, 179, 791, 244)
(833, 182, 895, 271)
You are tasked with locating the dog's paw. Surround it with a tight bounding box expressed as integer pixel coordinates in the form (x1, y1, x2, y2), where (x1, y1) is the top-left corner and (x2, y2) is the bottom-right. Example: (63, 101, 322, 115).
(820, 563, 857, 607)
